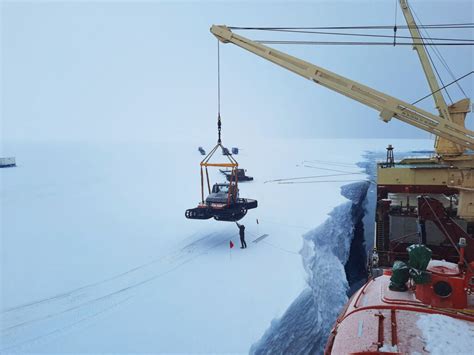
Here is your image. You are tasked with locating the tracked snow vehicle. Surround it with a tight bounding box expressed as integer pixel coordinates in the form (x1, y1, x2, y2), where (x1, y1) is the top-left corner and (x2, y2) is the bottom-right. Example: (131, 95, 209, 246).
(186, 141, 257, 222)
(220, 168, 253, 182)
(186, 181, 257, 221)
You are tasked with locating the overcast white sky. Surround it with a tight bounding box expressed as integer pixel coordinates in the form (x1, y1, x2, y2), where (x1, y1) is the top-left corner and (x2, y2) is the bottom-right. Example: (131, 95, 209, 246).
(1, 0, 473, 144)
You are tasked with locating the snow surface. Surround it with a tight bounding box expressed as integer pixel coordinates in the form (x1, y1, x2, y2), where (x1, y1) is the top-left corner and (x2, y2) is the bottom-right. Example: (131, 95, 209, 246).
(417, 314, 474, 355)
(1, 138, 431, 353)
(379, 344, 399, 352)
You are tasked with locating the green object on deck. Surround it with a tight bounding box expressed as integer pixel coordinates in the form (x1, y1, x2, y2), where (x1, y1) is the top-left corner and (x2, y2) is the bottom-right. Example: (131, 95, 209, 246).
(407, 244, 432, 271)
(389, 261, 409, 291)
(407, 244, 432, 284)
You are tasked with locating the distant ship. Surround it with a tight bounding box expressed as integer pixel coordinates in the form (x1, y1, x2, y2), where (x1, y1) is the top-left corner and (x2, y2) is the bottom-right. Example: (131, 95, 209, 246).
(0, 157, 16, 168)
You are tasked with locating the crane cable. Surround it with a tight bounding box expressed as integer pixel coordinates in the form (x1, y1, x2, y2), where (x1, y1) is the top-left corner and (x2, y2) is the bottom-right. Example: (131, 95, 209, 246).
(409, 5, 453, 104)
(244, 29, 474, 43)
(264, 172, 364, 184)
(197, 41, 238, 204)
(229, 22, 474, 46)
(217, 39, 222, 144)
(423, 27, 468, 98)
(411, 4, 468, 99)
(253, 40, 474, 46)
(229, 23, 474, 31)
(411, 71, 473, 106)
(393, 0, 398, 46)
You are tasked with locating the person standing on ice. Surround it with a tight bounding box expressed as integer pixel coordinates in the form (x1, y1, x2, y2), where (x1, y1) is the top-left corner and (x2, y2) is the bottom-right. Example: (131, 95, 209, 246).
(235, 222, 247, 249)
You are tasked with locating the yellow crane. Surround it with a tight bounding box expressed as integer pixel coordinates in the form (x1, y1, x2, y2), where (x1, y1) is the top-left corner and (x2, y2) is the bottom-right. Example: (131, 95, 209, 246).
(210, 0, 474, 221)
(399, 0, 470, 156)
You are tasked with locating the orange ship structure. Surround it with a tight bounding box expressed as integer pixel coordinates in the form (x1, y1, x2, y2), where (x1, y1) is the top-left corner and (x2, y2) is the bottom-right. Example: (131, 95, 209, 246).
(326, 262, 474, 353)
(325, 194, 474, 354)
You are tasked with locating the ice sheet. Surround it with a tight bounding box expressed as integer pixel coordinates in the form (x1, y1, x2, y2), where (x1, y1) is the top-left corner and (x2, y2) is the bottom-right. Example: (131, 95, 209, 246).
(1, 138, 432, 353)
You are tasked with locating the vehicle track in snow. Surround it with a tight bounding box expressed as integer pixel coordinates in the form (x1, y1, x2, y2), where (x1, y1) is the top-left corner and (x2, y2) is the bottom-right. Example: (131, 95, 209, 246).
(0, 230, 235, 353)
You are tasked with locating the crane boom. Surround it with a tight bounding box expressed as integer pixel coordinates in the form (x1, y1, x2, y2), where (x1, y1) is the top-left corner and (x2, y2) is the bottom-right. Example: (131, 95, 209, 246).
(398, 0, 465, 155)
(210, 25, 474, 151)
(399, 0, 451, 122)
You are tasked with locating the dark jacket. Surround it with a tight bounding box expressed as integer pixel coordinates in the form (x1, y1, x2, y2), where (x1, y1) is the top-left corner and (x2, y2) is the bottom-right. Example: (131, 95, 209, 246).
(237, 223, 245, 237)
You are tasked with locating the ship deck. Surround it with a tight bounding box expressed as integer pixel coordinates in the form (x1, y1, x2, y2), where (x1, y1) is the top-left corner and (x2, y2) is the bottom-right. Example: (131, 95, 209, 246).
(327, 272, 474, 354)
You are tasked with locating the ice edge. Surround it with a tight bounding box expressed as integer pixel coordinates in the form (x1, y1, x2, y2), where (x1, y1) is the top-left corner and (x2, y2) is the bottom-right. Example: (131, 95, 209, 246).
(250, 179, 370, 355)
